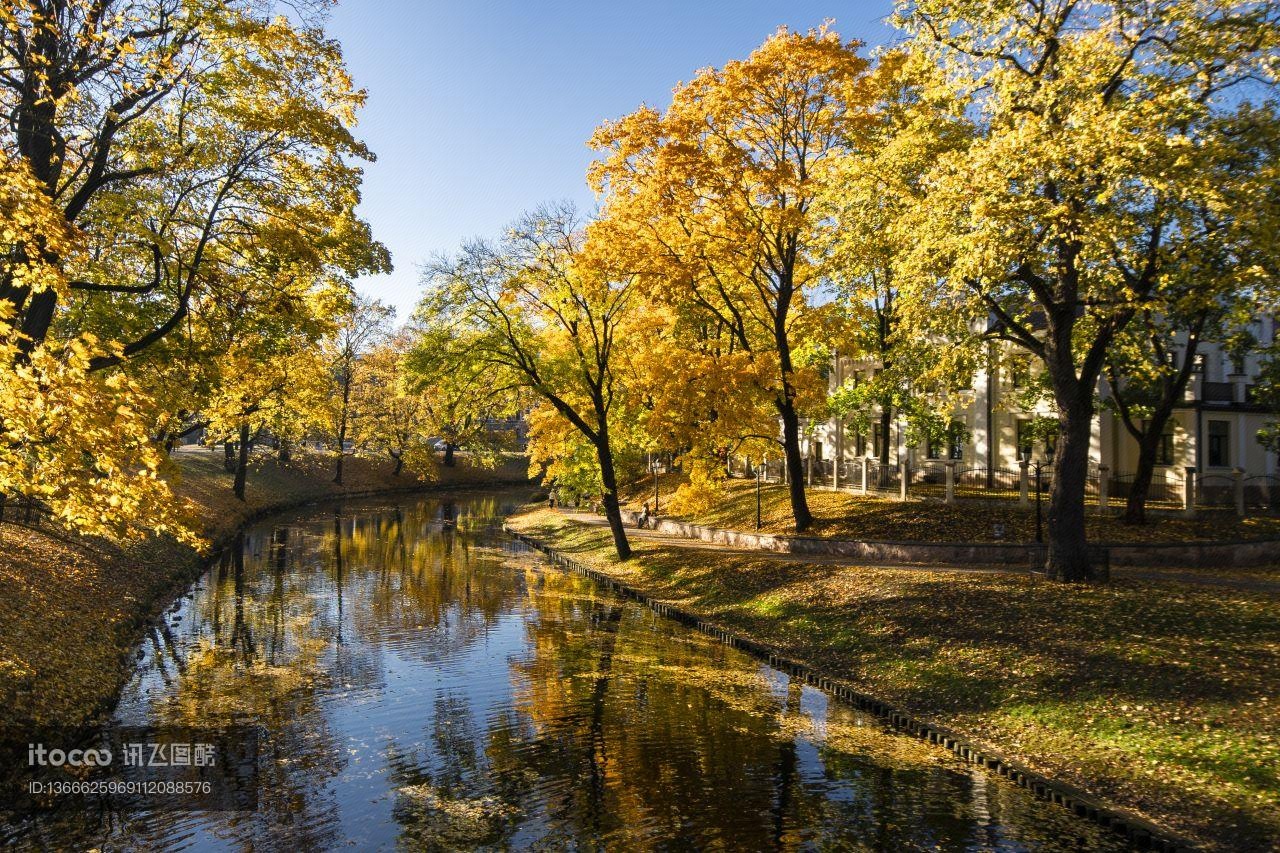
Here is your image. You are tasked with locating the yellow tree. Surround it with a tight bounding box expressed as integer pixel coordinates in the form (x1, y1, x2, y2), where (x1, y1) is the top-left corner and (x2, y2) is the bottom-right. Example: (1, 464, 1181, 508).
(1103, 107, 1280, 523)
(823, 52, 976, 476)
(0, 1, 386, 539)
(404, 322, 522, 469)
(0, 150, 196, 540)
(589, 25, 874, 532)
(420, 204, 639, 559)
(354, 330, 437, 477)
(895, 0, 1280, 580)
(316, 293, 394, 485)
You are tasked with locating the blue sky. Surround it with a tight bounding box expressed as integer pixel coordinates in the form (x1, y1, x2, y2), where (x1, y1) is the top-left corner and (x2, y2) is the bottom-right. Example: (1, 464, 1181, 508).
(326, 1, 901, 320)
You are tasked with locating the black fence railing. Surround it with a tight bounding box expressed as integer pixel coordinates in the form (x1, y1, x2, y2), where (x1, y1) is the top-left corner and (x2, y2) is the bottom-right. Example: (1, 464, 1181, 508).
(1244, 475, 1280, 510)
(1197, 474, 1237, 507)
(726, 457, 1275, 515)
(1111, 470, 1183, 506)
(956, 466, 1022, 500)
(0, 494, 54, 527)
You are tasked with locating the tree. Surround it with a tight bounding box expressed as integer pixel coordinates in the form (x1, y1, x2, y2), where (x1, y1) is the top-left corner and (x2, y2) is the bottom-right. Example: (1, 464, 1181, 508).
(320, 293, 393, 485)
(589, 25, 874, 532)
(0, 0, 387, 539)
(354, 330, 436, 477)
(1103, 105, 1280, 523)
(421, 204, 639, 560)
(895, 0, 1280, 580)
(823, 52, 975, 479)
(405, 324, 521, 469)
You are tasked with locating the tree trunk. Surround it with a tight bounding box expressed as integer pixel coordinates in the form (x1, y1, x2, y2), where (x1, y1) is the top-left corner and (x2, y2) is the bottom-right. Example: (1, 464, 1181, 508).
(391, 452, 403, 477)
(224, 441, 236, 473)
(878, 407, 892, 487)
(594, 431, 632, 560)
(18, 289, 57, 354)
(277, 438, 292, 464)
(443, 443, 456, 467)
(334, 372, 351, 485)
(777, 398, 813, 532)
(1122, 411, 1172, 525)
(1045, 401, 1094, 582)
(233, 421, 250, 501)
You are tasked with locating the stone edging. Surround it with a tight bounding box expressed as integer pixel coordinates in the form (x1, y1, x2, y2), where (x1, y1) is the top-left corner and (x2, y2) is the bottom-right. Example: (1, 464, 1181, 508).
(506, 525, 1199, 853)
(620, 510, 1279, 568)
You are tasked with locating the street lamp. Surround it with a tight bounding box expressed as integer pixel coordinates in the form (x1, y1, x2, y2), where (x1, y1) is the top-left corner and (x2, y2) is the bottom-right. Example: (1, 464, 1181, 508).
(1035, 460, 1044, 544)
(652, 455, 660, 515)
(756, 456, 763, 530)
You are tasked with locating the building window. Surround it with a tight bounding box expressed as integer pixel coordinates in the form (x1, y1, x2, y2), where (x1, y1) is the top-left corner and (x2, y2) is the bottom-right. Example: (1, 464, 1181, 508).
(1016, 420, 1034, 461)
(813, 441, 823, 462)
(1207, 420, 1230, 467)
(927, 425, 960, 460)
(1157, 429, 1175, 465)
(872, 423, 884, 458)
(948, 422, 965, 460)
(1008, 358, 1030, 389)
(854, 431, 866, 457)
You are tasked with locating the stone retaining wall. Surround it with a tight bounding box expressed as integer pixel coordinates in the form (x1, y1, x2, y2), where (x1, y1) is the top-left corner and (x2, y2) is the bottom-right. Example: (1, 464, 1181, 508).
(621, 511, 1278, 568)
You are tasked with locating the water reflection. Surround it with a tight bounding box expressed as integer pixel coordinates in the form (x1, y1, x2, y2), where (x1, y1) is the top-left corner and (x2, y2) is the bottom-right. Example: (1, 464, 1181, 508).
(14, 492, 1132, 850)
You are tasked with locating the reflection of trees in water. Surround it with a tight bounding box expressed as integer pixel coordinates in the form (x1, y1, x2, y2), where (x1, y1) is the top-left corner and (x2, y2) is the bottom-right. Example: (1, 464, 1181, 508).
(325, 499, 523, 666)
(73, 491, 1124, 851)
(385, 694, 527, 848)
(138, 528, 347, 851)
(424, 567, 1085, 850)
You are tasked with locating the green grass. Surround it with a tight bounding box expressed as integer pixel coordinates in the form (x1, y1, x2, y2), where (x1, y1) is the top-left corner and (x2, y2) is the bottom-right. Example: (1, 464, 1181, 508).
(509, 507, 1280, 852)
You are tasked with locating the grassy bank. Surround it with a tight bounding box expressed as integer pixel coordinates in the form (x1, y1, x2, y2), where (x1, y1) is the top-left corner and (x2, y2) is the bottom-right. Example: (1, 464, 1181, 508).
(623, 474, 1280, 544)
(0, 447, 531, 744)
(508, 507, 1280, 852)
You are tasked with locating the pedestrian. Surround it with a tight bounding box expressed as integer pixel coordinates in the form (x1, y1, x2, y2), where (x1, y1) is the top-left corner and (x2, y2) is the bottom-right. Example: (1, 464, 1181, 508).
(639, 502, 651, 529)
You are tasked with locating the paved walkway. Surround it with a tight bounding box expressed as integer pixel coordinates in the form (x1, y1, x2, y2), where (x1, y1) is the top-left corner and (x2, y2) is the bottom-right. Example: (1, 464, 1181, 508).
(559, 511, 1280, 594)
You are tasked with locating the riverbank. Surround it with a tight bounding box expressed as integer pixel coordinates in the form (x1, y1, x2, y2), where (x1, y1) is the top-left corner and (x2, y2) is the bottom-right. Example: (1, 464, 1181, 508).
(0, 447, 532, 745)
(506, 507, 1280, 852)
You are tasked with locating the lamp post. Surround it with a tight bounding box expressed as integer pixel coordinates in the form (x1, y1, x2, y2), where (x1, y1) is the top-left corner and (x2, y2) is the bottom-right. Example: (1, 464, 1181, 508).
(1035, 460, 1044, 544)
(652, 456, 660, 515)
(756, 457, 763, 530)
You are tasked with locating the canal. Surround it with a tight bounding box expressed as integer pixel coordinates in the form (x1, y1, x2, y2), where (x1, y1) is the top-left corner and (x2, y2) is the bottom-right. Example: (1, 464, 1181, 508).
(18, 491, 1132, 850)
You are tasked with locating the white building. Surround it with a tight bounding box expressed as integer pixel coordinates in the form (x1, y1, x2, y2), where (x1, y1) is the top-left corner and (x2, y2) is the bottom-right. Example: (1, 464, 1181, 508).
(802, 315, 1278, 481)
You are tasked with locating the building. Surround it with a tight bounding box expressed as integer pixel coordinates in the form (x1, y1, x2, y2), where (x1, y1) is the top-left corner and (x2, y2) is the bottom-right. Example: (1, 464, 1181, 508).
(801, 315, 1278, 482)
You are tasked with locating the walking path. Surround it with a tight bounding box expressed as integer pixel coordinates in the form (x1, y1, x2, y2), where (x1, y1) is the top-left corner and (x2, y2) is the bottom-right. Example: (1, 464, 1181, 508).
(562, 510, 1280, 593)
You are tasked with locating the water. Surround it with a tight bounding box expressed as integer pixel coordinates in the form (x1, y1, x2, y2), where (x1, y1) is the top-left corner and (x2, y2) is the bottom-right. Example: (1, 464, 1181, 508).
(13, 492, 1133, 850)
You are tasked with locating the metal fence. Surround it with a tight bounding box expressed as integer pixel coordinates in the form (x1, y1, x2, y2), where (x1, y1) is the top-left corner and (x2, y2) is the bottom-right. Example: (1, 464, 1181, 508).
(726, 456, 1277, 516)
(1244, 475, 1280, 510)
(0, 494, 54, 527)
(1196, 473, 1236, 508)
(1111, 469, 1183, 507)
